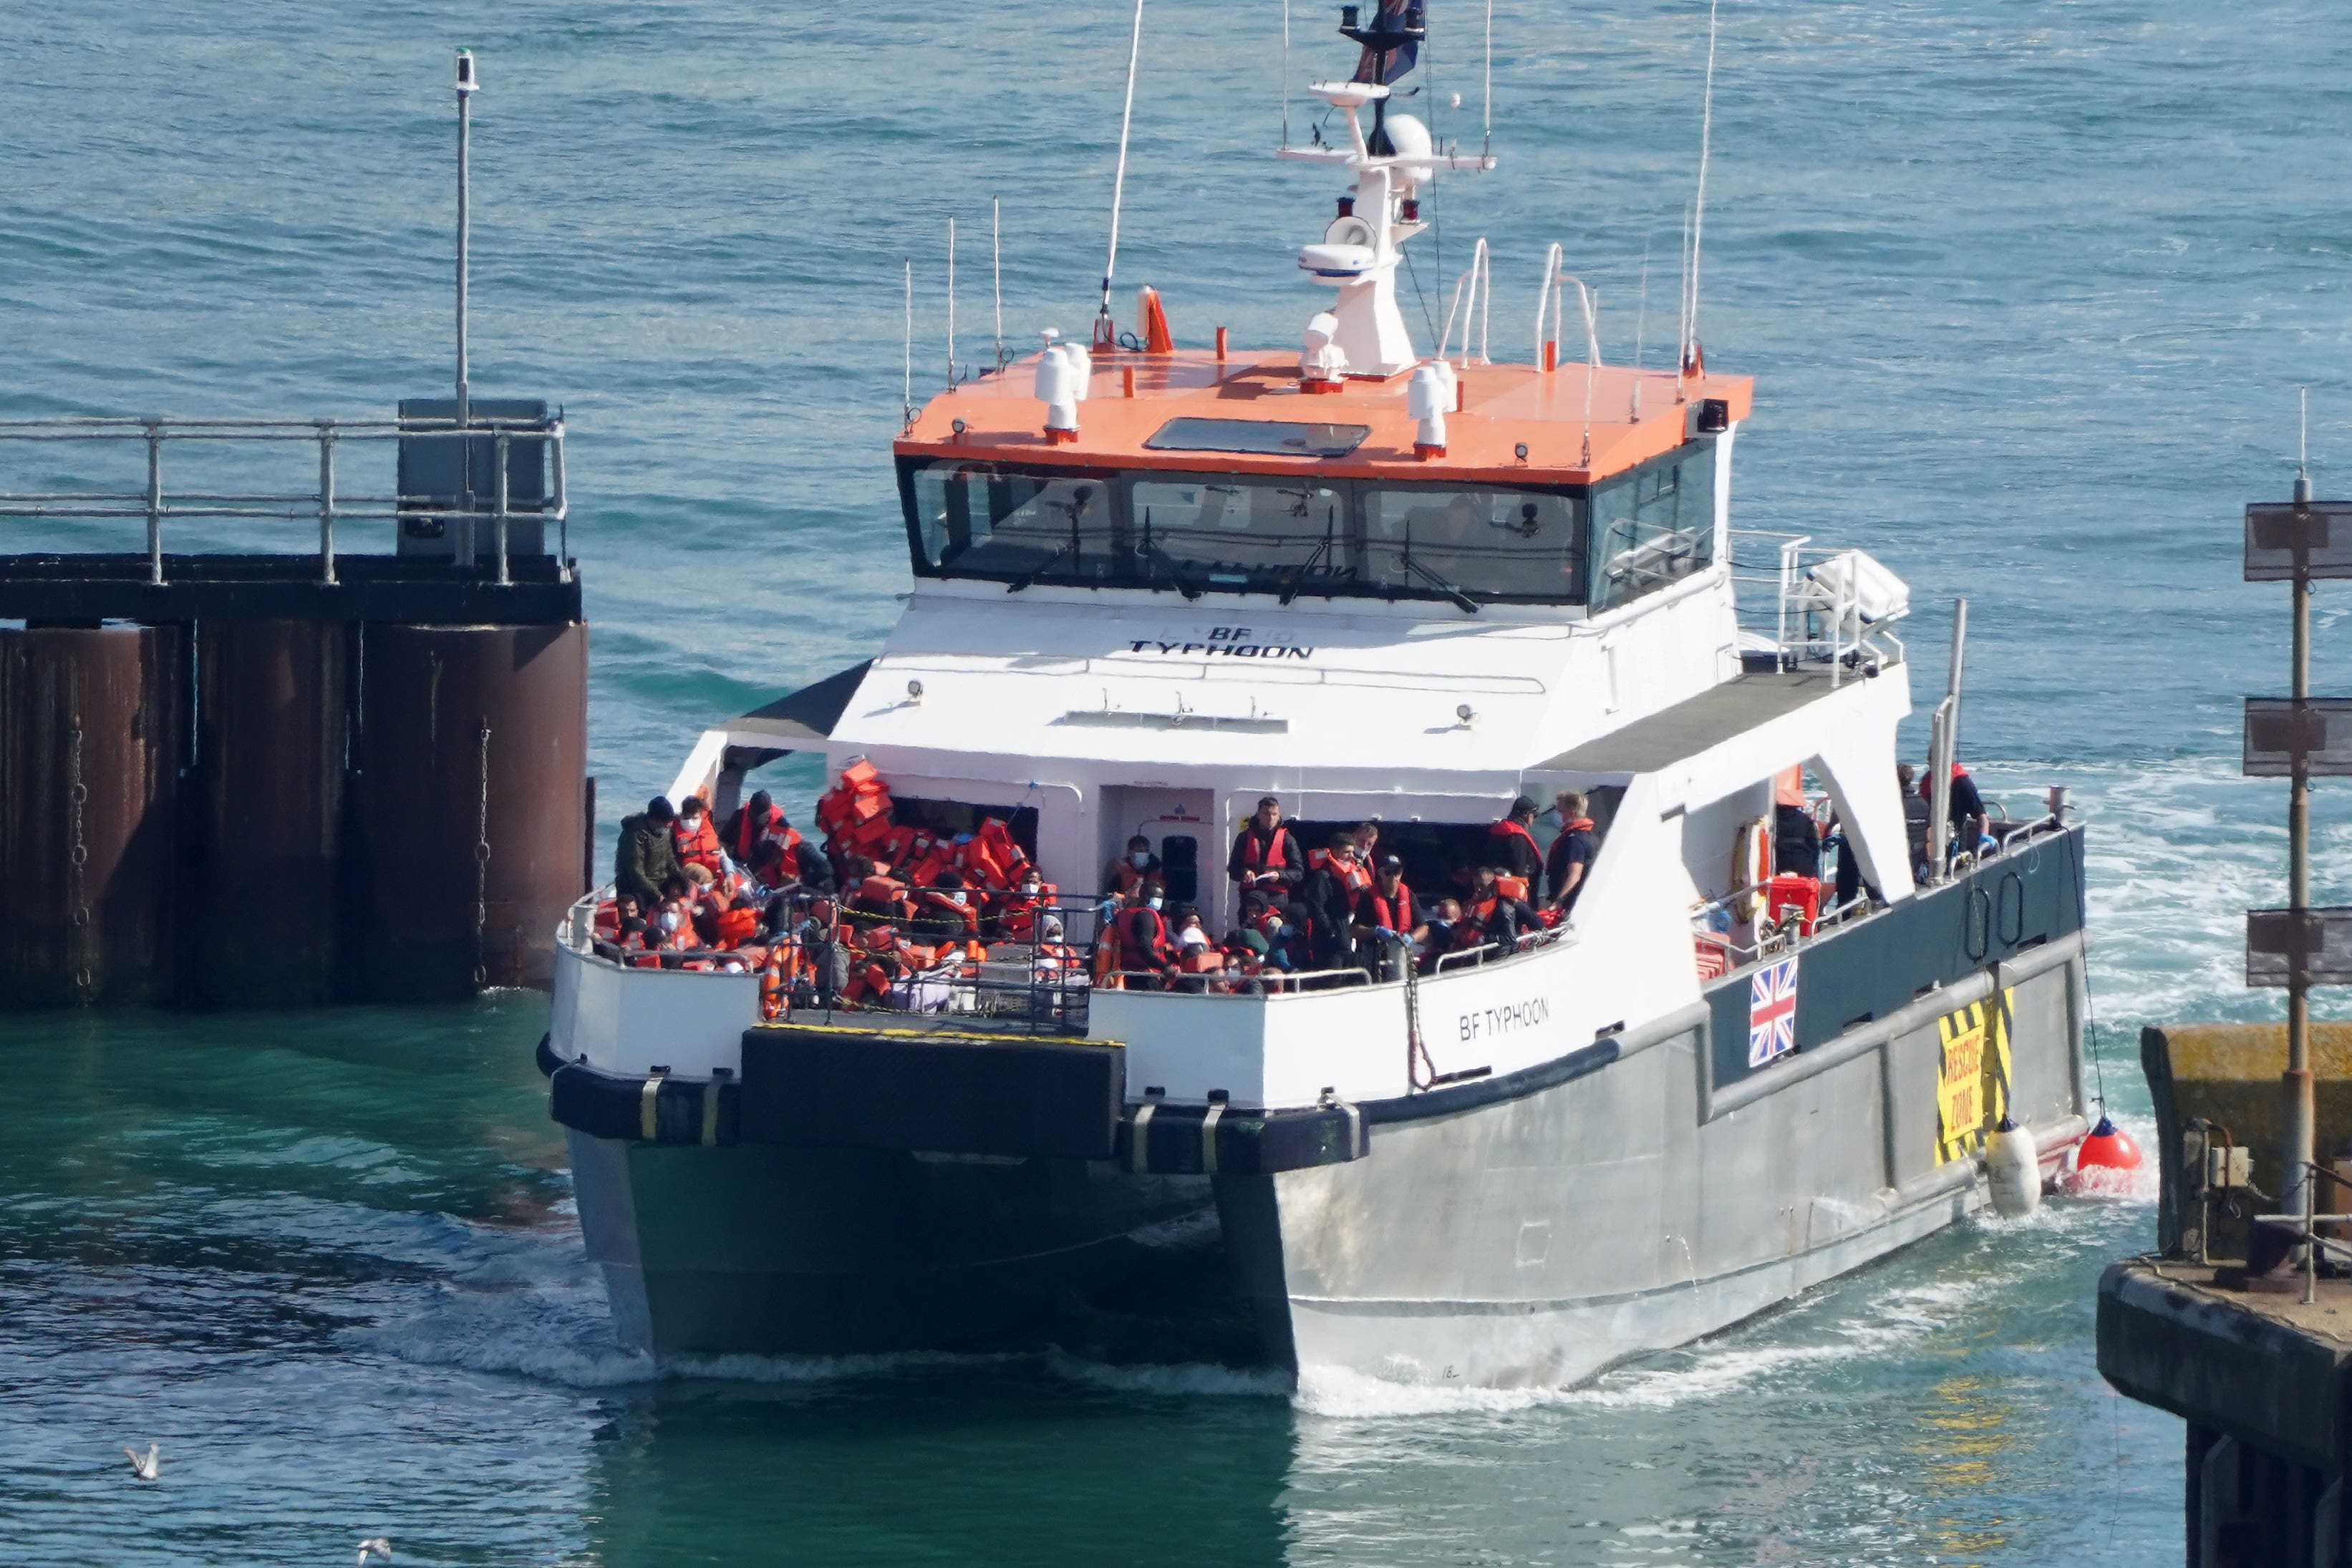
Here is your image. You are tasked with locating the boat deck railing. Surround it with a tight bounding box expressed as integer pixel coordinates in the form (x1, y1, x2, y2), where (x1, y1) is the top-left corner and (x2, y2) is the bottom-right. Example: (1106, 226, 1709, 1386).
(562, 882, 1593, 1037)
(1690, 806, 2077, 979)
(1728, 529, 1906, 684)
(0, 413, 570, 587)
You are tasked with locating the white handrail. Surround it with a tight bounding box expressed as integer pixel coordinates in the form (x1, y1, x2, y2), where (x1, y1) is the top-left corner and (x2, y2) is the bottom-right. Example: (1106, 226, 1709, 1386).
(1438, 237, 1491, 367)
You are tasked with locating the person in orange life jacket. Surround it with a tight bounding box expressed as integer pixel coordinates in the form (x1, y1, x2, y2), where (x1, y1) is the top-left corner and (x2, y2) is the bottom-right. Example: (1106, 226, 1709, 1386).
(911, 868, 981, 939)
(714, 893, 760, 950)
(1486, 797, 1546, 886)
(1463, 865, 1538, 951)
(672, 795, 725, 884)
(1113, 879, 1175, 982)
(1105, 834, 1161, 896)
(1229, 796, 1302, 897)
(1546, 790, 1600, 914)
(1294, 833, 1361, 972)
(1355, 854, 1427, 979)
(723, 789, 791, 863)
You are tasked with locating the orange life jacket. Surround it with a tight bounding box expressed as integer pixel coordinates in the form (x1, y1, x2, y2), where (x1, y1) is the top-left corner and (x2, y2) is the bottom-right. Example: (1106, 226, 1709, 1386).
(1488, 818, 1543, 867)
(1361, 882, 1415, 933)
(1236, 823, 1294, 872)
(715, 906, 759, 949)
(731, 804, 800, 865)
(1116, 905, 1171, 967)
(673, 814, 724, 874)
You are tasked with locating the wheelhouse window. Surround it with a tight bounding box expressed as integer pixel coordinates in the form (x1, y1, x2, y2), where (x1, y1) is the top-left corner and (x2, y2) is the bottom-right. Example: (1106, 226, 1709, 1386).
(904, 461, 1126, 584)
(1361, 484, 1584, 603)
(1589, 442, 1717, 612)
(1125, 475, 1347, 594)
(896, 458, 1625, 611)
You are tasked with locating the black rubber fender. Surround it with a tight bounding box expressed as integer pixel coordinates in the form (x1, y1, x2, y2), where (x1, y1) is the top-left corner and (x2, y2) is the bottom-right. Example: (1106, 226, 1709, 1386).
(1115, 1098, 1368, 1175)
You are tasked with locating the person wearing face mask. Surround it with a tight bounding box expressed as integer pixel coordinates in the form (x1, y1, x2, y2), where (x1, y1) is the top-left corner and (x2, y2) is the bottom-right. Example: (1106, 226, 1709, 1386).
(672, 794, 725, 886)
(911, 867, 981, 940)
(997, 868, 1055, 944)
(1105, 834, 1161, 897)
(1294, 831, 1360, 977)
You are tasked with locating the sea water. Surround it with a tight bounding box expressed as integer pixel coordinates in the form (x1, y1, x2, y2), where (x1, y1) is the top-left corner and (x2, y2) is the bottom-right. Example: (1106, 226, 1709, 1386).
(2, 0, 2343, 1562)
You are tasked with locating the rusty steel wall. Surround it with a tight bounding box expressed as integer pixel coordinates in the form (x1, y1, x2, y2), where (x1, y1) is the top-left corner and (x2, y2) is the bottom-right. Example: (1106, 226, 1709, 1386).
(0, 626, 185, 1007)
(348, 623, 588, 1000)
(189, 621, 351, 1007)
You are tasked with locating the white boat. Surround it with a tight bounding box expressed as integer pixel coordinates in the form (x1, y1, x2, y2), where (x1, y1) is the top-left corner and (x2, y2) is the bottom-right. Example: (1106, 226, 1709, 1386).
(543, 4, 2091, 1390)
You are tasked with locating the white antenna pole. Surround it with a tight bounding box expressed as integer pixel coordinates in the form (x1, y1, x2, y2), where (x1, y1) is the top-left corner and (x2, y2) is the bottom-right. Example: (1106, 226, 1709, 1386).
(1684, 0, 1721, 375)
(1097, 0, 1147, 348)
(903, 259, 914, 433)
(1675, 202, 1693, 401)
(992, 198, 1005, 372)
(1483, 0, 1494, 155)
(1281, 0, 1292, 150)
(946, 217, 957, 390)
(1634, 232, 1652, 369)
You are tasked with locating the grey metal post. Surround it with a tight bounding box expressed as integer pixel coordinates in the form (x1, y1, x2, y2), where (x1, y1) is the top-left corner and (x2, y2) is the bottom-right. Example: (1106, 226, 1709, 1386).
(455, 49, 477, 511)
(143, 420, 163, 585)
(1927, 599, 1968, 881)
(2288, 470, 2316, 1241)
(316, 423, 337, 584)
(494, 430, 510, 586)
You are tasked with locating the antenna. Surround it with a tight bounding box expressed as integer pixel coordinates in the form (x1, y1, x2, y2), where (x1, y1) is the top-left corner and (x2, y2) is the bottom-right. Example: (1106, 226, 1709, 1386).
(902, 259, 914, 434)
(1281, 0, 1292, 150)
(1097, 0, 1147, 351)
(1634, 231, 1652, 369)
(946, 217, 957, 390)
(1682, 0, 1721, 381)
(453, 48, 479, 496)
(1675, 201, 1693, 402)
(1483, 0, 1494, 156)
(992, 198, 1006, 372)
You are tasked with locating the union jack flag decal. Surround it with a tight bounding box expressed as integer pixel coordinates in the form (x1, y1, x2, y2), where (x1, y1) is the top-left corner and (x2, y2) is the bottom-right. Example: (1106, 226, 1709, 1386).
(1748, 955, 1800, 1068)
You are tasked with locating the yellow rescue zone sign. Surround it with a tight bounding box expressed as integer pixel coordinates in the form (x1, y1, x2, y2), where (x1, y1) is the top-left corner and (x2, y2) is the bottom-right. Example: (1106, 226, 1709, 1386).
(1936, 989, 2014, 1165)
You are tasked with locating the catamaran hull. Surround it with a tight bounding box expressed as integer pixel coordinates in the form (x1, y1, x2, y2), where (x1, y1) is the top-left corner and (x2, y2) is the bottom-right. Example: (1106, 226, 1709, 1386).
(1216, 937, 2086, 1390)
(567, 1131, 1215, 1358)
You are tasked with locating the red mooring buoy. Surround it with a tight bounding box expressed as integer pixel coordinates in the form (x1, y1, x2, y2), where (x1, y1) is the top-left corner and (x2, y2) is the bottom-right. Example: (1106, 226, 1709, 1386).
(2076, 1114, 2143, 1171)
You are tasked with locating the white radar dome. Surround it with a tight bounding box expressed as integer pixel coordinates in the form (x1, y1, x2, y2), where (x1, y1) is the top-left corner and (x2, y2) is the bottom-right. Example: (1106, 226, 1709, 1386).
(1385, 113, 1433, 182)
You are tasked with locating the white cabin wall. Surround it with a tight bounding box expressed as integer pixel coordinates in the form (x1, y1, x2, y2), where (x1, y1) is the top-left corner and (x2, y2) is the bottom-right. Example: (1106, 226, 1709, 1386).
(1680, 783, 1770, 906)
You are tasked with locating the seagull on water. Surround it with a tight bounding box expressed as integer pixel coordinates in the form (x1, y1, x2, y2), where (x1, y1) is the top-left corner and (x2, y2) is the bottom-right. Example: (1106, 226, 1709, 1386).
(356, 1538, 392, 1566)
(122, 1443, 160, 1481)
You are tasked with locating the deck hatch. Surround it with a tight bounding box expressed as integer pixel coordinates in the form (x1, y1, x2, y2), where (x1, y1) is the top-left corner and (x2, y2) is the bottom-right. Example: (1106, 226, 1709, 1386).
(1143, 417, 1370, 458)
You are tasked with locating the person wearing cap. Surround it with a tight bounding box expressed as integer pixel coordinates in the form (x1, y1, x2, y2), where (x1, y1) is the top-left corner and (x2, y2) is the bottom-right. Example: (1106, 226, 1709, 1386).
(1354, 853, 1426, 979)
(615, 796, 683, 905)
(1486, 795, 1545, 886)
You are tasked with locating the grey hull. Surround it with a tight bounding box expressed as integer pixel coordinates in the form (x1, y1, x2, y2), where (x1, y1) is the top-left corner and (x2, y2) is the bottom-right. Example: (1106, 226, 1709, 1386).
(568, 1131, 1213, 1357)
(1221, 937, 2088, 1389)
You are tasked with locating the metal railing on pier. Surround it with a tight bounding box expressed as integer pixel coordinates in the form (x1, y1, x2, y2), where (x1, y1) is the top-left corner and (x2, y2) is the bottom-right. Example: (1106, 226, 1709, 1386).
(0, 413, 569, 589)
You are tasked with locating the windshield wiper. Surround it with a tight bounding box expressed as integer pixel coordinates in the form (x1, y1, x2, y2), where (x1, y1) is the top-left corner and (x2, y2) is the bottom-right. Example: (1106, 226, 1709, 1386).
(1141, 543, 1204, 601)
(1400, 552, 1481, 614)
(1006, 540, 1075, 592)
(1280, 536, 1332, 606)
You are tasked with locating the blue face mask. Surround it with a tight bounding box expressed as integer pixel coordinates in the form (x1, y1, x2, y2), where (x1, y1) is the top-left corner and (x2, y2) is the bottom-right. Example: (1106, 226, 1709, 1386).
(1279, 923, 1296, 938)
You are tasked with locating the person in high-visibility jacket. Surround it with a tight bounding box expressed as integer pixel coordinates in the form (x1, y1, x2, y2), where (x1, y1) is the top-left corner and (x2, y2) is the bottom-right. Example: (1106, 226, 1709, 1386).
(672, 795, 725, 882)
(1485, 797, 1545, 886)
(1352, 854, 1427, 979)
